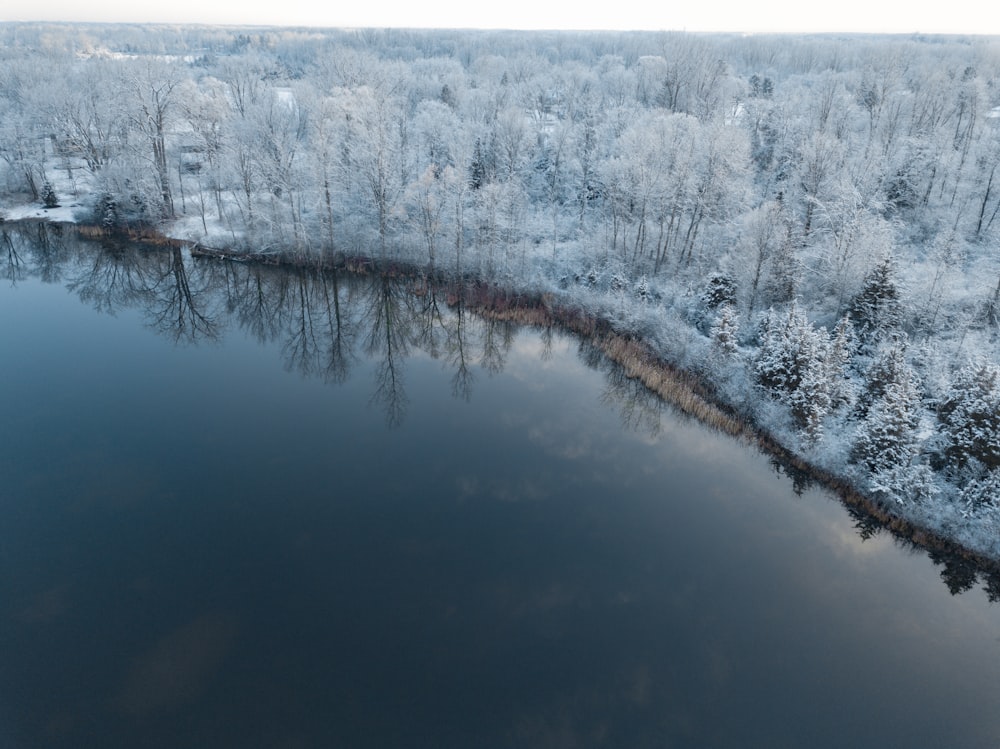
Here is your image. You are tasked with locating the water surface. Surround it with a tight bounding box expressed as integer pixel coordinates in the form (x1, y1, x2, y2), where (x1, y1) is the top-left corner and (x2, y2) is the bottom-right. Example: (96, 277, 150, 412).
(1, 225, 999, 748)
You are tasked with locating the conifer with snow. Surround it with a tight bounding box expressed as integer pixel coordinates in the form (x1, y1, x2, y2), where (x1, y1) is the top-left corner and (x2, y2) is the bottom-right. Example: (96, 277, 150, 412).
(856, 338, 909, 418)
(752, 301, 834, 444)
(710, 304, 740, 357)
(852, 370, 922, 474)
(848, 256, 902, 349)
(825, 316, 856, 411)
(960, 470, 1000, 514)
(938, 359, 1000, 475)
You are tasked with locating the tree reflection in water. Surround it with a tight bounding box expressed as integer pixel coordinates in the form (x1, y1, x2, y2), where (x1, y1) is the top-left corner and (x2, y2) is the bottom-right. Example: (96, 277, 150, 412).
(147, 246, 219, 342)
(3, 222, 74, 285)
(62, 235, 219, 342)
(448, 300, 474, 402)
(1, 228, 28, 284)
(363, 273, 412, 428)
(68, 242, 151, 315)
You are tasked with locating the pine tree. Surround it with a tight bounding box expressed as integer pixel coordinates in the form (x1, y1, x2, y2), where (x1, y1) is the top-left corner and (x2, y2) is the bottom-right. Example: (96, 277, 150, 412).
(869, 463, 938, 505)
(753, 301, 833, 443)
(469, 137, 495, 190)
(440, 84, 456, 109)
(759, 229, 798, 308)
(825, 316, 856, 411)
(700, 273, 738, 310)
(856, 338, 909, 418)
(852, 374, 922, 473)
(753, 301, 824, 397)
(789, 355, 832, 446)
(634, 275, 651, 303)
(710, 304, 740, 357)
(960, 470, 1000, 513)
(848, 256, 902, 348)
(938, 359, 1000, 473)
(97, 193, 119, 230)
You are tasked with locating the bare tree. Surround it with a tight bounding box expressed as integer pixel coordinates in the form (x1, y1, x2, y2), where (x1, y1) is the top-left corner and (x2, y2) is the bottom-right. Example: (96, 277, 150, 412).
(119, 59, 185, 219)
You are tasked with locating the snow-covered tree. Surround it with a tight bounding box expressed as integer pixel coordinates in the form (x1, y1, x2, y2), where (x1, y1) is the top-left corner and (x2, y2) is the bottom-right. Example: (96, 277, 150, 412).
(851, 364, 922, 473)
(960, 470, 1000, 514)
(404, 164, 458, 265)
(848, 255, 902, 349)
(856, 338, 909, 418)
(40, 181, 59, 208)
(118, 58, 186, 219)
(753, 301, 833, 443)
(332, 83, 411, 253)
(869, 463, 938, 506)
(754, 302, 822, 396)
(710, 304, 740, 357)
(937, 359, 1000, 475)
(825, 316, 856, 411)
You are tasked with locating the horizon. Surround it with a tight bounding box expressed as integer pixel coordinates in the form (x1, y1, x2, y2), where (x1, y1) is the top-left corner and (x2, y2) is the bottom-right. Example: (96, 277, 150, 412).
(1, 0, 998, 37)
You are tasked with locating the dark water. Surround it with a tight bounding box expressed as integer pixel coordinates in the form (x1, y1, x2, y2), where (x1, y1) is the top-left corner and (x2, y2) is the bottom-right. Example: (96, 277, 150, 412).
(1, 224, 999, 749)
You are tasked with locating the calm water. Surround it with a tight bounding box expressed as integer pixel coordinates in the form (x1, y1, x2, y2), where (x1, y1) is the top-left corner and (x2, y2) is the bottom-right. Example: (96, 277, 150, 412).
(2, 224, 999, 748)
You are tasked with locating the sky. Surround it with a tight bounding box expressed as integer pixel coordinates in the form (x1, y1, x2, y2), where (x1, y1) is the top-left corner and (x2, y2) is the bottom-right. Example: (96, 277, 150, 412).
(1, 0, 998, 36)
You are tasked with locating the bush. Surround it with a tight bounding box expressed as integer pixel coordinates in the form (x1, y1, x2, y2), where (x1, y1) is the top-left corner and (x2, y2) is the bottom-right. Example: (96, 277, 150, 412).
(41, 182, 60, 209)
(96, 193, 119, 229)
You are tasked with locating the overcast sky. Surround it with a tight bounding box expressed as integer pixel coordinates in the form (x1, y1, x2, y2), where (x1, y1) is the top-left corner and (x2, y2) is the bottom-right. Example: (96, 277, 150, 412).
(1, 0, 998, 35)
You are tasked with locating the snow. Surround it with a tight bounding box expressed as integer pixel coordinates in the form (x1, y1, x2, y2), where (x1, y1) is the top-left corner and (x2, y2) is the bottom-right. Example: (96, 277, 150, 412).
(3, 202, 82, 223)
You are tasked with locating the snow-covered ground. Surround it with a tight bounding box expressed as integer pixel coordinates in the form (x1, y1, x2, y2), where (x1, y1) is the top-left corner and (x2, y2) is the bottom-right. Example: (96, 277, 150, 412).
(4, 202, 82, 223)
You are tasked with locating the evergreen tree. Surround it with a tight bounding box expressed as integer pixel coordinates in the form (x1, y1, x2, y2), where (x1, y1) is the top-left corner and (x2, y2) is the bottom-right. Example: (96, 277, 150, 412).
(469, 137, 494, 190)
(710, 304, 740, 357)
(753, 301, 833, 443)
(852, 372, 922, 473)
(759, 226, 799, 308)
(869, 463, 938, 506)
(700, 272, 738, 310)
(753, 302, 824, 397)
(41, 181, 59, 208)
(789, 355, 832, 446)
(825, 316, 856, 411)
(848, 256, 902, 348)
(960, 470, 1000, 513)
(634, 275, 651, 303)
(938, 359, 1000, 474)
(439, 84, 456, 109)
(856, 338, 909, 418)
(97, 193, 119, 230)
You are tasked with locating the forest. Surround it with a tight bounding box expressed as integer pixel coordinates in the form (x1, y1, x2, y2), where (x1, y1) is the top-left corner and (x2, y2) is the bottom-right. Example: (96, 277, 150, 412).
(1, 23, 999, 561)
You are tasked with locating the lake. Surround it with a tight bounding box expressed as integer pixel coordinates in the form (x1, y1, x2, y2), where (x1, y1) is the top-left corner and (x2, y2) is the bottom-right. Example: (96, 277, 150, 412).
(2, 223, 999, 748)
